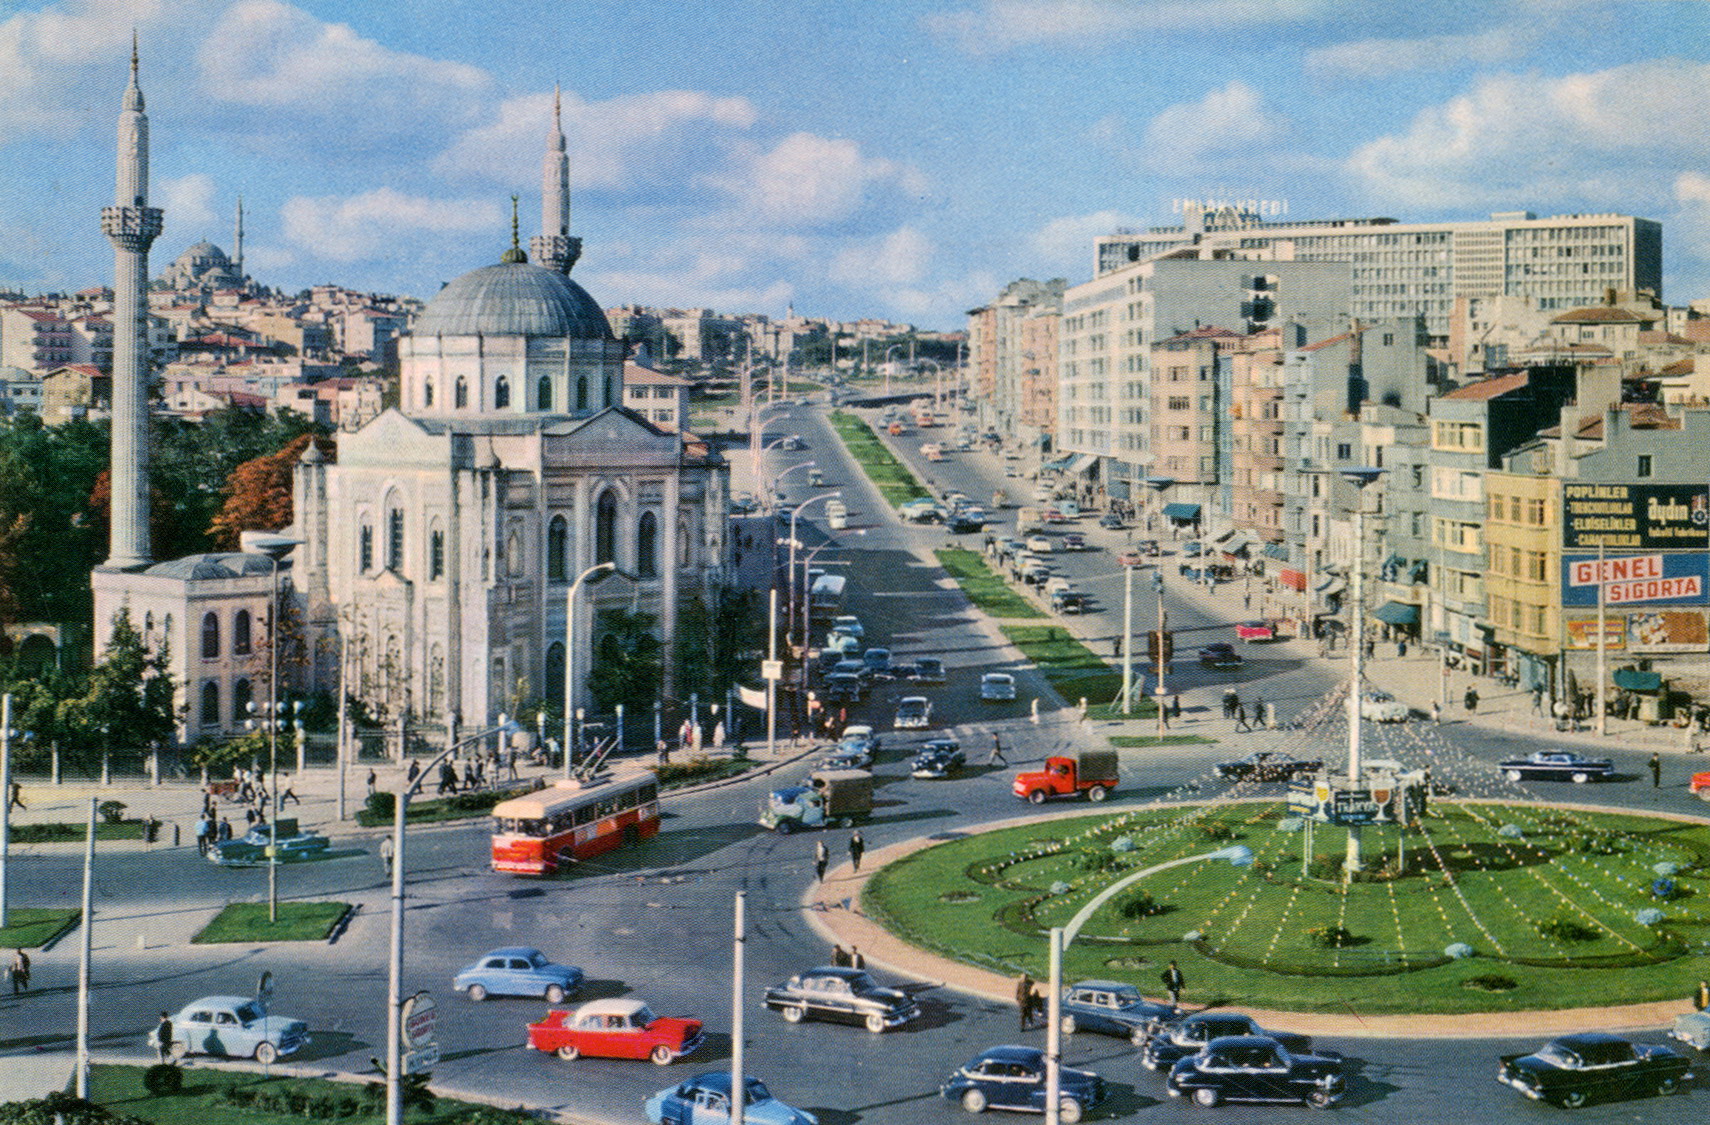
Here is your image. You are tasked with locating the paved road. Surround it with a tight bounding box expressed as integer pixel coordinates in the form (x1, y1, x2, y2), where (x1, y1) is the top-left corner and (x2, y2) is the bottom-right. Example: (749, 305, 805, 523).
(4, 399, 1710, 1123)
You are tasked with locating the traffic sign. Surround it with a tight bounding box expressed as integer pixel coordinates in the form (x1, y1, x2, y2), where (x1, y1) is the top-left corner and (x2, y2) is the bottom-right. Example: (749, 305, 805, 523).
(403, 1044, 439, 1074)
(762, 659, 783, 681)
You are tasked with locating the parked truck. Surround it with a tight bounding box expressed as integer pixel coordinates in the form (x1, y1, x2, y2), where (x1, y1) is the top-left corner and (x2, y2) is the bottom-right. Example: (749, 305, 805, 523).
(1012, 751, 1119, 804)
(759, 768, 874, 832)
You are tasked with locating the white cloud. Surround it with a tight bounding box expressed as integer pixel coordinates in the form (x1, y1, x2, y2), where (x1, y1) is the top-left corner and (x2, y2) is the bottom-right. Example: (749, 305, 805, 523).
(829, 228, 933, 286)
(1142, 82, 1293, 176)
(1028, 210, 1142, 274)
(159, 173, 218, 228)
(279, 188, 503, 262)
(434, 87, 758, 190)
(705, 133, 928, 228)
(1346, 59, 1710, 209)
(885, 269, 1002, 321)
(926, 0, 1345, 55)
(1306, 25, 1536, 78)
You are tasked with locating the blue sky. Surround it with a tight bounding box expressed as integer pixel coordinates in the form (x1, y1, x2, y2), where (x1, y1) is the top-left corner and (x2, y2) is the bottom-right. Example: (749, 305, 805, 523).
(6, 0, 1710, 329)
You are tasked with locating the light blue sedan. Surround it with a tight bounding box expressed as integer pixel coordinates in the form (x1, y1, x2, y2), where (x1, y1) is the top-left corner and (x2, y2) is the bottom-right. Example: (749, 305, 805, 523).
(149, 996, 309, 1064)
(645, 1072, 817, 1125)
(453, 946, 583, 1003)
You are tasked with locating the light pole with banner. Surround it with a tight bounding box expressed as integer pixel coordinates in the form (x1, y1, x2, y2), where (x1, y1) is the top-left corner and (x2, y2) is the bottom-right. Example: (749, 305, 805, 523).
(563, 561, 616, 779)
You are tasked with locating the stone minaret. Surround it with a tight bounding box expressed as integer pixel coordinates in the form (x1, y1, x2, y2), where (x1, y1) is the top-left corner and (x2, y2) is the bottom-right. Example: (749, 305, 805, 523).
(233, 196, 244, 281)
(100, 34, 163, 571)
(529, 85, 581, 275)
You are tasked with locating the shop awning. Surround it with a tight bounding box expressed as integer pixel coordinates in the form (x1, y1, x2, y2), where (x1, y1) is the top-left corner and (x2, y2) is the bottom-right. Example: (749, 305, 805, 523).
(1372, 601, 1421, 626)
(1163, 502, 1201, 521)
(1315, 577, 1346, 598)
(1033, 433, 1052, 447)
(1613, 668, 1664, 692)
(1265, 542, 1289, 560)
(1069, 453, 1098, 475)
(1043, 456, 1073, 471)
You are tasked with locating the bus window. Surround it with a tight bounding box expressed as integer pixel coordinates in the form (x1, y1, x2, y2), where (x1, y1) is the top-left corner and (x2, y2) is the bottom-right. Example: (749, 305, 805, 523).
(521, 818, 546, 837)
(573, 804, 595, 827)
(597, 798, 617, 818)
(617, 788, 636, 811)
(638, 781, 658, 804)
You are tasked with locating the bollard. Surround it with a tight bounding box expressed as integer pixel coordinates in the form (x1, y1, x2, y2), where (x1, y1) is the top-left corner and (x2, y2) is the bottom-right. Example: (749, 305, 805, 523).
(172, 823, 181, 847)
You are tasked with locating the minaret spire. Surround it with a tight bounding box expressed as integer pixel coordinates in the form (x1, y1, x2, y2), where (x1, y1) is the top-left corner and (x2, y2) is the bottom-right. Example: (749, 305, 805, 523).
(234, 196, 245, 280)
(530, 83, 581, 275)
(101, 35, 164, 570)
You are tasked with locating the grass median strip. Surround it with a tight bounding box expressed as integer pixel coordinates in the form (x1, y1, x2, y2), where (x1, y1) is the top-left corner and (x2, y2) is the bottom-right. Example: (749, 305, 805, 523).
(935, 548, 1044, 619)
(828, 410, 931, 506)
(194, 901, 352, 944)
(1000, 623, 1134, 707)
(1108, 733, 1213, 747)
(0, 906, 81, 948)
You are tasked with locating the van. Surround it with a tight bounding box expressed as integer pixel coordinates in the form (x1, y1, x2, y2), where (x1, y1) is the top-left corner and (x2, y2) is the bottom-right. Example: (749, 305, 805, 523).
(1015, 506, 1044, 533)
(826, 499, 849, 529)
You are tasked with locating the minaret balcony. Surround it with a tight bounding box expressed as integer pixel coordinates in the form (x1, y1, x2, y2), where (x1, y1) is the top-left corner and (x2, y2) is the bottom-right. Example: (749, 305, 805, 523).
(102, 205, 163, 251)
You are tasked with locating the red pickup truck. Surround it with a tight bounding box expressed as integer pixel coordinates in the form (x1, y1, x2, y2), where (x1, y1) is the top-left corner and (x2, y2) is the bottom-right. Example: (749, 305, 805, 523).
(1013, 751, 1119, 804)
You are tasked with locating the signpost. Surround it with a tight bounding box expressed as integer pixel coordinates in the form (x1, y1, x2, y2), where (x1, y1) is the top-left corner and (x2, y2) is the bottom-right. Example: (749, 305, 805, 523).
(401, 991, 438, 1075)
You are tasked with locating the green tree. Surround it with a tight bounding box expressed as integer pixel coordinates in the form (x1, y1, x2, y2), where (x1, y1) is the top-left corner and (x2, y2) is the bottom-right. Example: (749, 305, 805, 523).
(0, 413, 107, 627)
(586, 608, 661, 715)
(58, 608, 177, 763)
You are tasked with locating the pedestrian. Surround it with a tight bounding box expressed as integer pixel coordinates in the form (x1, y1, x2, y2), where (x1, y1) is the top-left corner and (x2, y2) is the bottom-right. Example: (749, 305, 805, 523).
(506, 750, 519, 780)
(1017, 972, 1035, 1031)
(1364, 638, 1375, 659)
(379, 833, 394, 877)
(850, 946, 865, 970)
(1650, 751, 1663, 788)
(657, 739, 671, 768)
(1170, 695, 1182, 722)
(406, 759, 420, 785)
(280, 785, 299, 806)
(7, 781, 22, 811)
(10, 949, 27, 994)
(438, 761, 457, 794)
(194, 813, 211, 856)
(1533, 685, 1545, 714)
(1696, 979, 1710, 1011)
(1234, 703, 1251, 733)
(814, 839, 829, 883)
(463, 760, 477, 790)
(366, 768, 377, 797)
(1397, 639, 1407, 658)
(218, 816, 233, 841)
(1464, 686, 1479, 712)
(1222, 689, 1238, 719)
(987, 733, 1007, 767)
(156, 1012, 174, 1063)
(1431, 700, 1441, 725)
(848, 829, 865, 873)
(244, 806, 257, 827)
(1254, 699, 1269, 730)
(832, 945, 850, 967)
(1161, 959, 1185, 1006)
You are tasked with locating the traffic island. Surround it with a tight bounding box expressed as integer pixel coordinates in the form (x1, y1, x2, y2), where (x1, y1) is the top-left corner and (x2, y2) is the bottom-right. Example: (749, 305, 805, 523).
(827, 410, 932, 505)
(193, 902, 353, 944)
(0, 907, 81, 949)
(861, 802, 1710, 1016)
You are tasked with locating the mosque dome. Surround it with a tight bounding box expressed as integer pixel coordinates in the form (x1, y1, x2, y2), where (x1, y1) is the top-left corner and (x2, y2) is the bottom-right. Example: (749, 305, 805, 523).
(412, 259, 611, 340)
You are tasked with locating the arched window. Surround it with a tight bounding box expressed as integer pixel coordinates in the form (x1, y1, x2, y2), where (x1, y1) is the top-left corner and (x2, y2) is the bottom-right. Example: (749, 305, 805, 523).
(494, 375, 510, 409)
(201, 612, 221, 660)
(424, 380, 434, 408)
(545, 642, 565, 710)
(387, 507, 405, 571)
(359, 523, 374, 572)
(429, 527, 445, 580)
(603, 374, 614, 407)
(595, 490, 618, 565)
(454, 376, 468, 409)
(200, 681, 220, 727)
(537, 376, 552, 411)
(233, 609, 252, 655)
(547, 515, 568, 582)
(233, 678, 252, 723)
(576, 375, 588, 411)
(598, 632, 624, 667)
(636, 511, 658, 578)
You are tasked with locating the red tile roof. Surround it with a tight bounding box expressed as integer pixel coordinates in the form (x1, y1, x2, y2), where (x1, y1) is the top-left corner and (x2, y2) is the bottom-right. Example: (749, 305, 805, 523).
(1441, 372, 1529, 400)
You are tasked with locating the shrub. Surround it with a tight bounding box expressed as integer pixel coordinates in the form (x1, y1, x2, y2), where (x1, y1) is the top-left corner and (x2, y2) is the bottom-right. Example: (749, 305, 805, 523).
(1199, 822, 1236, 842)
(97, 800, 127, 824)
(1306, 925, 1358, 948)
(366, 791, 396, 820)
(1118, 891, 1165, 919)
(141, 1064, 183, 1095)
(1076, 848, 1117, 872)
(1536, 915, 1603, 943)
(1462, 973, 1518, 992)
(1575, 833, 1625, 856)
(1307, 857, 1343, 881)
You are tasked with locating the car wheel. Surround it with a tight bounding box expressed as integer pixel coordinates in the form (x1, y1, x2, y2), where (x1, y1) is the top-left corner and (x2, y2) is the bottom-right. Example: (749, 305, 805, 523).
(651, 1044, 674, 1065)
(961, 1089, 987, 1114)
(168, 1041, 188, 1061)
(556, 1044, 580, 1061)
(1657, 1076, 1679, 1096)
(1505, 769, 1523, 782)
(782, 1004, 806, 1023)
(776, 818, 795, 834)
(864, 1011, 887, 1034)
(1028, 790, 1047, 805)
(1307, 1089, 1336, 1109)
(467, 984, 487, 1002)
(253, 1041, 278, 1066)
(1571, 772, 1589, 784)
(1560, 1090, 1587, 1109)
(545, 984, 566, 1004)
(1193, 1086, 1220, 1107)
(1088, 785, 1107, 802)
(1059, 1098, 1083, 1124)
(1060, 1014, 1077, 1035)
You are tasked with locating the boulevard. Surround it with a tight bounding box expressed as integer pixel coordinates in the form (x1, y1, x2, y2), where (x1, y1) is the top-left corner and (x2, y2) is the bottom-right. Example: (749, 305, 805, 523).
(3, 397, 1710, 1123)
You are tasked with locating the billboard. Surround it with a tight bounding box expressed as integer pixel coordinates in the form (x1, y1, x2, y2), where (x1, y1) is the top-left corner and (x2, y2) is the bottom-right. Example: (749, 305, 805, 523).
(1565, 617, 1627, 649)
(1562, 552, 1708, 606)
(1562, 483, 1709, 550)
(1627, 609, 1710, 653)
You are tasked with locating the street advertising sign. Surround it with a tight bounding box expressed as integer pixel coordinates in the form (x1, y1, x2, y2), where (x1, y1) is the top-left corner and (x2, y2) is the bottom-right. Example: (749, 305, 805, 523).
(1562, 483, 1709, 550)
(1627, 609, 1710, 653)
(1565, 617, 1627, 649)
(761, 659, 783, 681)
(1289, 776, 1424, 825)
(401, 991, 439, 1074)
(1562, 553, 1708, 606)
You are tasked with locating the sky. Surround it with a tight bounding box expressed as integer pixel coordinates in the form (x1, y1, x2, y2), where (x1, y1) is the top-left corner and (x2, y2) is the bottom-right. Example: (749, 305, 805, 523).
(5, 0, 1710, 329)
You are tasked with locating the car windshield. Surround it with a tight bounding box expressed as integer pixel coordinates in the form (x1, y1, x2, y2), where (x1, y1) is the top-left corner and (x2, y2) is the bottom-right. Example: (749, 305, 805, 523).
(527, 952, 548, 968)
(1108, 985, 1143, 1004)
(234, 1001, 264, 1024)
(745, 1078, 770, 1102)
(1536, 1042, 1580, 1068)
(632, 1004, 656, 1026)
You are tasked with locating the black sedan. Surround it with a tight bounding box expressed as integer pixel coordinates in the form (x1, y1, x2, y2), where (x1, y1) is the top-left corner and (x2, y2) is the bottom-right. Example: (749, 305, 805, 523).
(1498, 1032, 1692, 1108)
(763, 967, 919, 1034)
(1167, 1035, 1345, 1108)
(1059, 980, 1179, 1044)
(1214, 751, 1323, 783)
(941, 1045, 1104, 1123)
(1499, 750, 1616, 784)
(1143, 1011, 1313, 1071)
(910, 740, 965, 779)
(1198, 643, 1245, 670)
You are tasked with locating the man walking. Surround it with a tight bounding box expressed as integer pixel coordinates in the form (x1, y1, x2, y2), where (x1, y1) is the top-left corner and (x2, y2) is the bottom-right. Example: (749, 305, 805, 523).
(8, 781, 23, 811)
(1161, 960, 1185, 1007)
(814, 839, 829, 883)
(366, 768, 377, 797)
(1017, 972, 1036, 1031)
(1233, 703, 1251, 733)
(1650, 751, 1663, 788)
(379, 833, 394, 877)
(987, 733, 1007, 768)
(847, 829, 865, 873)
(156, 1012, 174, 1063)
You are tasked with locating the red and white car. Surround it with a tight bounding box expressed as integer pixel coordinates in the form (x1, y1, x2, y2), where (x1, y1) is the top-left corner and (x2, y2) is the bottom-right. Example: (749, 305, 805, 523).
(1691, 771, 1710, 799)
(528, 997, 703, 1064)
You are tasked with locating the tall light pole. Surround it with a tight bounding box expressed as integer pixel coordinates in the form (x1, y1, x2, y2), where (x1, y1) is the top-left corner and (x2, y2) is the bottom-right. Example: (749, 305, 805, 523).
(0, 692, 11, 927)
(765, 460, 816, 511)
(248, 533, 298, 923)
(748, 406, 793, 493)
(784, 532, 862, 712)
(884, 343, 905, 396)
(1339, 467, 1383, 877)
(785, 492, 842, 654)
(563, 561, 616, 779)
(75, 796, 96, 1099)
(1119, 561, 1135, 714)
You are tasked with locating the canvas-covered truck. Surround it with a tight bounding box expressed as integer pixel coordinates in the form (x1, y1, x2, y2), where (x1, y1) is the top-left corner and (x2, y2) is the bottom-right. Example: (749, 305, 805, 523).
(760, 768, 874, 832)
(1013, 751, 1119, 804)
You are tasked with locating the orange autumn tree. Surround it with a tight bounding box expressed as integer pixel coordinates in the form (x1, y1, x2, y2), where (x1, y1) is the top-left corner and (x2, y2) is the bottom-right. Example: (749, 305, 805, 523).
(207, 433, 335, 550)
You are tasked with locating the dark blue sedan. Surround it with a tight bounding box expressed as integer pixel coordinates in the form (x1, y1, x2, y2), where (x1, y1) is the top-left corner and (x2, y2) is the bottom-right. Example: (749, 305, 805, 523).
(941, 1045, 1104, 1123)
(1059, 979, 1179, 1044)
(1167, 1035, 1345, 1108)
(1499, 750, 1615, 784)
(1143, 1011, 1312, 1071)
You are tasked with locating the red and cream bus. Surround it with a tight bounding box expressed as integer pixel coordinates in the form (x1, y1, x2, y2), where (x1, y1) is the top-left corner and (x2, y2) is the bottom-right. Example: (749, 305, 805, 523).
(490, 772, 661, 875)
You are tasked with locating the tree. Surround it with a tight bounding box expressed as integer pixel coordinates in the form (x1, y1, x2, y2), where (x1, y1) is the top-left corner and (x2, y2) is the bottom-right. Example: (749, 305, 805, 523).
(586, 608, 661, 715)
(0, 413, 107, 627)
(58, 608, 177, 762)
(208, 433, 335, 550)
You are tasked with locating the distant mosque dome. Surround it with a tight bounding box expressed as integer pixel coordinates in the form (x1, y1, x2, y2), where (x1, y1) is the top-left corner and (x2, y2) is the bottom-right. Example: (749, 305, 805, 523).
(161, 240, 243, 291)
(412, 258, 611, 340)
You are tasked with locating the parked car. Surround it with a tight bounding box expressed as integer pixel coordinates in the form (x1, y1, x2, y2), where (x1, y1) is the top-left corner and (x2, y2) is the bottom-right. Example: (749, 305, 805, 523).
(1167, 1035, 1346, 1108)
(1025, 534, 1053, 553)
(207, 819, 330, 865)
(830, 659, 873, 686)
(1499, 750, 1616, 784)
(454, 947, 584, 1002)
(1059, 980, 1180, 1044)
(1360, 690, 1410, 722)
(1098, 513, 1125, 530)
(645, 1072, 817, 1125)
(528, 997, 703, 1064)
(1198, 643, 1245, 670)
(1143, 1011, 1313, 1072)
(1061, 533, 1087, 551)
(823, 631, 860, 655)
(1499, 1032, 1692, 1108)
(940, 1045, 1105, 1123)
(1671, 1009, 1710, 1050)
(149, 996, 309, 1064)
(1051, 590, 1086, 614)
(827, 726, 879, 767)
(830, 615, 864, 640)
(912, 657, 946, 684)
(893, 696, 932, 729)
(1214, 751, 1322, 783)
(861, 648, 892, 675)
(911, 738, 965, 779)
(981, 672, 1017, 701)
(823, 674, 863, 705)
(764, 966, 920, 1033)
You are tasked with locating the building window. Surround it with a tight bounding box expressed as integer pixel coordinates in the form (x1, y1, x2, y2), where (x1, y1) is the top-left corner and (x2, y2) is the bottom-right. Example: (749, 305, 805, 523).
(1637, 454, 1653, 478)
(545, 641, 565, 710)
(200, 681, 219, 727)
(1336, 443, 1352, 461)
(537, 376, 552, 411)
(232, 677, 252, 723)
(636, 511, 658, 578)
(595, 490, 617, 565)
(576, 376, 588, 411)
(424, 380, 434, 407)
(494, 376, 510, 409)
(454, 377, 468, 409)
(360, 523, 374, 573)
(547, 515, 568, 582)
(387, 508, 404, 571)
(430, 528, 445, 580)
(603, 374, 614, 406)
(201, 612, 220, 660)
(233, 609, 252, 655)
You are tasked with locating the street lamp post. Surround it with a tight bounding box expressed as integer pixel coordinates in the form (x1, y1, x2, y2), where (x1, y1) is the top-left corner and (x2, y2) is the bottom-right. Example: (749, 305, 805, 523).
(748, 406, 794, 497)
(884, 343, 905, 396)
(1339, 467, 1383, 877)
(248, 533, 299, 923)
(785, 492, 842, 657)
(766, 460, 816, 510)
(563, 561, 616, 779)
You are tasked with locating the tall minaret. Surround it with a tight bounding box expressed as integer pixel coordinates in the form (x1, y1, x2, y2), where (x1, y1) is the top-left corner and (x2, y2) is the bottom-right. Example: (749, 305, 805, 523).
(100, 34, 163, 571)
(233, 196, 244, 281)
(529, 85, 581, 275)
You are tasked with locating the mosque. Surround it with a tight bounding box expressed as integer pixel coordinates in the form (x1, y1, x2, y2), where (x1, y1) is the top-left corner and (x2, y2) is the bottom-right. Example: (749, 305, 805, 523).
(92, 62, 729, 749)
